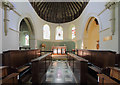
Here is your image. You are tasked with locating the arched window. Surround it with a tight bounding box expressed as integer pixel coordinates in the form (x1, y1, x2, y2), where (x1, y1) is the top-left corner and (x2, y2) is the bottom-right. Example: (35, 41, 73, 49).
(56, 26, 63, 40)
(72, 26, 76, 39)
(43, 24, 50, 40)
(25, 34, 29, 46)
(81, 41, 84, 49)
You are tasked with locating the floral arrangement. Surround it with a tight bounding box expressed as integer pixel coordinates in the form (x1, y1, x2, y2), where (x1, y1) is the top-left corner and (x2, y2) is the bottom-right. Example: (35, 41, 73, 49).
(41, 43, 46, 48)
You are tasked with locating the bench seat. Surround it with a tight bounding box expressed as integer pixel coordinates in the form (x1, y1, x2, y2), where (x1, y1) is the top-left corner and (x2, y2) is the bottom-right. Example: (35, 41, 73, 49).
(89, 66, 102, 74)
(97, 74, 119, 84)
(1, 73, 19, 84)
(17, 66, 30, 73)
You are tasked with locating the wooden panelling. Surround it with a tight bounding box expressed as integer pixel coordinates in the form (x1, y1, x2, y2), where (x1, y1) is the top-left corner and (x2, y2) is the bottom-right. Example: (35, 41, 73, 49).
(30, 2, 88, 23)
(2, 49, 41, 73)
(0, 66, 19, 84)
(110, 67, 120, 81)
(77, 50, 116, 69)
(3, 50, 27, 68)
(67, 53, 88, 84)
(117, 54, 120, 67)
(0, 66, 8, 78)
(1, 73, 19, 84)
(97, 74, 118, 84)
(27, 50, 36, 62)
(32, 53, 52, 84)
(0, 53, 2, 66)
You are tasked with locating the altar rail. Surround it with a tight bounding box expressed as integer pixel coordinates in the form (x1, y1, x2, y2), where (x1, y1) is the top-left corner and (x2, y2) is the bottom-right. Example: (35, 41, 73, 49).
(67, 53, 88, 84)
(31, 53, 52, 84)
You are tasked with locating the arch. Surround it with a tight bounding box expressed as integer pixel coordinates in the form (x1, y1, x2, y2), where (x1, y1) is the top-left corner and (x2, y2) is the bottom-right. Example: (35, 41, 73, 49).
(19, 17, 35, 49)
(83, 17, 100, 50)
(43, 24, 50, 40)
(81, 14, 102, 38)
(18, 17, 35, 35)
(55, 26, 63, 40)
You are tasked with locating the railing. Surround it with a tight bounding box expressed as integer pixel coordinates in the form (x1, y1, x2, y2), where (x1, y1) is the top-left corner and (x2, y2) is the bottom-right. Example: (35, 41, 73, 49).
(31, 53, 52, 84)
(19, 47, 30, 50)
(67, 53, 88, 84)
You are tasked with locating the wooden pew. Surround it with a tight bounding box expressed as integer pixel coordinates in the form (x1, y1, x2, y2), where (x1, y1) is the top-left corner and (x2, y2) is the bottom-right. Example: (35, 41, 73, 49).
(0, 66, 8, 78)
(77, 49, 116, 72)
(0, 53, 2, 66)
(1, 73, 19, 84)
(2, 49, 41, 82)
(76, 49, 117, 84)
(97, 74, 119, 84)
(3, 50, 29, 73)
(67, 53, 88, 84)
(117, 54, 120, 67)
(2, 49, 40, 73)
(110, 67, 120, 81)
(0, 66, 19, 84)
(31, 53, 52, 84)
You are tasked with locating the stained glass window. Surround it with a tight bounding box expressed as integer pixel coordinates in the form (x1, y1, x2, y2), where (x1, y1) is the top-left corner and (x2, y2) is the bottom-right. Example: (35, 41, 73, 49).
(81, 41, 84, 49)
(56, 26, 63, 40)
(72, 26, 76, 39)
(43, 24, 50, 40)
(25, 34, 29, 46)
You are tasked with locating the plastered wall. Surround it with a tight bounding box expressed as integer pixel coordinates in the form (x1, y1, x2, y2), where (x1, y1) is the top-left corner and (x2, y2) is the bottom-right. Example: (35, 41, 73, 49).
(60, 2, 120, 53)
(2, 1, 74, 52)
(37, 40, 75, 51)
(0, 2, 2, 53)
(1, 1, 120, 53)
(118, 2, 120, 53)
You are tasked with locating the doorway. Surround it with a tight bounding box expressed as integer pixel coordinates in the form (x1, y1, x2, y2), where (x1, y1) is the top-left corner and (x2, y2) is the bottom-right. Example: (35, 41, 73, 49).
(83, 17, 100, 50)
(19, 18, 35, 50)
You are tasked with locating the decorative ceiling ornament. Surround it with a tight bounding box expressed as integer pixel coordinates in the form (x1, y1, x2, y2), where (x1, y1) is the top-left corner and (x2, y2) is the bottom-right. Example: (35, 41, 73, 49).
(30, 2, 88, 23)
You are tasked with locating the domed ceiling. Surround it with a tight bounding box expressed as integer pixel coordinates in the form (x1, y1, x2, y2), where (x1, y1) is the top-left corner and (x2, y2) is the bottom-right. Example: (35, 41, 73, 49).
(30, 2, 88, 23)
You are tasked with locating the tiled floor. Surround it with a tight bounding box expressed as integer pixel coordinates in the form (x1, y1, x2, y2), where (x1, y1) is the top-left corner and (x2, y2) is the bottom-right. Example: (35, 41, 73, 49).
(44, 60, 77, 84)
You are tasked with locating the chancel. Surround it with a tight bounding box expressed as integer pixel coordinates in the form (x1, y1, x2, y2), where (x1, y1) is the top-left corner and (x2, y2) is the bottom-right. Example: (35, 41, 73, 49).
(0, 0, 120, 85)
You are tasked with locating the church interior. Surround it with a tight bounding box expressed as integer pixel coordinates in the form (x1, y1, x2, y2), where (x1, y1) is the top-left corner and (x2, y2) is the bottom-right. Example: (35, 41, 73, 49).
(0, 0, 120, 84)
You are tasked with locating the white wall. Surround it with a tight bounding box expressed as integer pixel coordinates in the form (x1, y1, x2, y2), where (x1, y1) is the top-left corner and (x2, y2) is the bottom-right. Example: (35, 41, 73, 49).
(59, 2, 119, 52)
(118, 2, 120, 53)
(1, 1, 120, 53)
(2, 1, 74, 51)
(0, 2, 2, 53)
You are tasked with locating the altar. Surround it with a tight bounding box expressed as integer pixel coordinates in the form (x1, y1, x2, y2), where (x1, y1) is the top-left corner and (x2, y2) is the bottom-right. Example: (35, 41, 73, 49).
(52, 46, 66, 55)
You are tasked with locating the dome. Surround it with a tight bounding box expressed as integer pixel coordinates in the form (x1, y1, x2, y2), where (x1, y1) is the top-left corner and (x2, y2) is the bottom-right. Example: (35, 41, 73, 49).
(30, 2, 88, 23)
